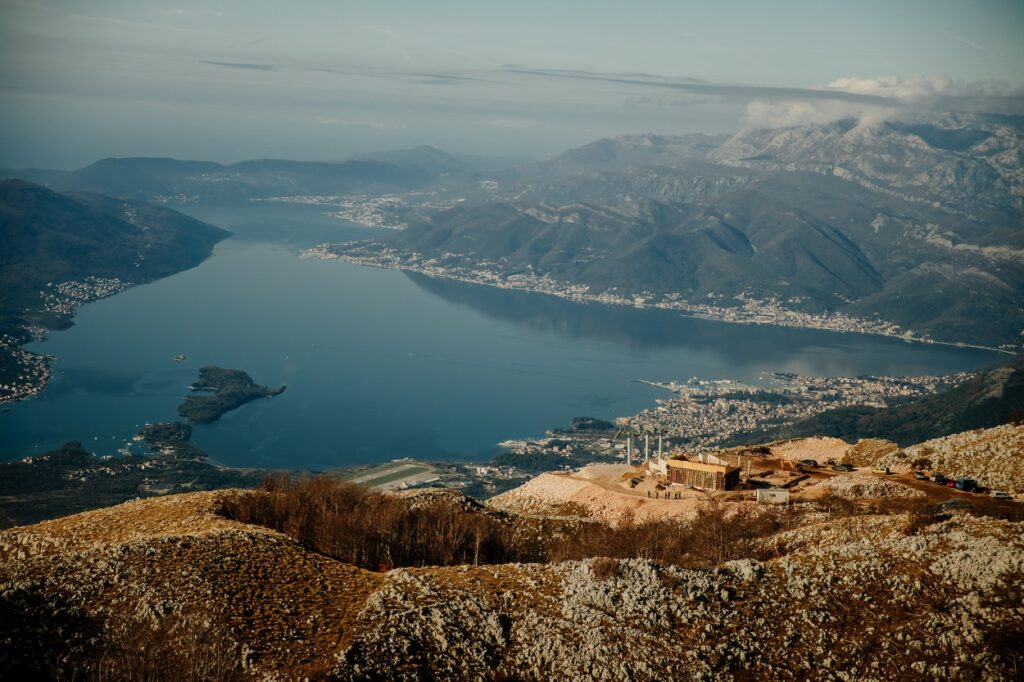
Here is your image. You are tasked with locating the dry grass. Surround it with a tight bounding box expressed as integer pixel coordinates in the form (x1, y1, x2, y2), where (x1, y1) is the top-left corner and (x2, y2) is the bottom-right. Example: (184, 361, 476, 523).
(90, 612, 248, 682)
(4, 476, 1023, 681)
(0, 490, 383, 679)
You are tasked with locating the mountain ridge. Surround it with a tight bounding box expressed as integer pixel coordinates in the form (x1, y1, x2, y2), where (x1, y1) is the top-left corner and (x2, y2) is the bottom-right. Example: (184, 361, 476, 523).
(3, 474, 1022, 680)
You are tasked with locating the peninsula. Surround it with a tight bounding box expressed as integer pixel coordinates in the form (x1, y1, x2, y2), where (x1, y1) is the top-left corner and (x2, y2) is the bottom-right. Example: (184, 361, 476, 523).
(177, 366, 286, 423)
(0, 179, 230, 404)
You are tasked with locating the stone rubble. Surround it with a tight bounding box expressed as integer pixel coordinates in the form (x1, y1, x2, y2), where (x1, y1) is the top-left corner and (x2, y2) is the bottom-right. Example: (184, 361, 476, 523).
(2, 489, 1022, 681)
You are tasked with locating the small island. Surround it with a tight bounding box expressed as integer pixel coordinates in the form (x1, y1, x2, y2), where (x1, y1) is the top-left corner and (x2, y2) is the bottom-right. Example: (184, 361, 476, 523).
(177, 366, 286, 424)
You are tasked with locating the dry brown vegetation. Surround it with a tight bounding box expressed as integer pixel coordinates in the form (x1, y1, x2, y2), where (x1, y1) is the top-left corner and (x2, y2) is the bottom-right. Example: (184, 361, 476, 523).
(218, 476, 810, 570)
(216, 475, 531, 569)
(4, 482, 1023, 681)
(90, 612, 248, 682)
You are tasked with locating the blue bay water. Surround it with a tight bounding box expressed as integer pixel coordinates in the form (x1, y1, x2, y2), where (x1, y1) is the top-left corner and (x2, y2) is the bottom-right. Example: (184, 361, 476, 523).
(0, 204, 1002, 468)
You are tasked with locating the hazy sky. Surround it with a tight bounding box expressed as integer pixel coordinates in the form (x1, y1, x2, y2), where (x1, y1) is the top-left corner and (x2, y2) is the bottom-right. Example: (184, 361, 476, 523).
(1, 0, 1022, 168)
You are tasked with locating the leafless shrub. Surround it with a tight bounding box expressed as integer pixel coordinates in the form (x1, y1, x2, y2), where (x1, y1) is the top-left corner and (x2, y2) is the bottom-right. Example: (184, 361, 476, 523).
(870, 497, 939, 535)
(814, 493, 861, 520)
(657, 569, 683, 591)
(217, 476, 523, 569)
(590, 557, 618, 581)
(218, 476, 818, 571)
(231, 474, 1017, 575)
(89, 611, 248, 682)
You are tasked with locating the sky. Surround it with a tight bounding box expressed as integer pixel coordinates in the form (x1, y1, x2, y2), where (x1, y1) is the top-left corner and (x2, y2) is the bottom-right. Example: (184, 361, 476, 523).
(1, 0, 1022, 168)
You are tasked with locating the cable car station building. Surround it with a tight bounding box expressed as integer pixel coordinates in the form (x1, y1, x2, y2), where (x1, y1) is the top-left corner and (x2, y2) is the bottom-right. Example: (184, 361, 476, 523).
(665, 458, 740, 491)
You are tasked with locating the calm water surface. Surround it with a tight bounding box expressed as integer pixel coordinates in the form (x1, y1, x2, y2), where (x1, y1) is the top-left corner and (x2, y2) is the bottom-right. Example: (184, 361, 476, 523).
(0, 205, 1002, 468)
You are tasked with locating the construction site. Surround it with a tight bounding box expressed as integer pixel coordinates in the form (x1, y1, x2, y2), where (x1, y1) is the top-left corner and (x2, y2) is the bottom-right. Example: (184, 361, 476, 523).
(489, 424, 1024, 527)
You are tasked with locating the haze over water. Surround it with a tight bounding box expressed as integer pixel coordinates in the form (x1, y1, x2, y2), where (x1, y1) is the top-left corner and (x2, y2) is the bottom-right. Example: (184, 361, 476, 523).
(0, 205, 1001, 469)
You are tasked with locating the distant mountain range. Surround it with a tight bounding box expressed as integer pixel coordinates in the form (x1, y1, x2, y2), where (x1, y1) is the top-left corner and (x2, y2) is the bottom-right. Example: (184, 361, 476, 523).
(4, 114, 1022, 348)
(349, 145, 474, 176)
(709, 115, 1024, 216)
(371, 115, 1023, 348)
(0, 149, 470, 204)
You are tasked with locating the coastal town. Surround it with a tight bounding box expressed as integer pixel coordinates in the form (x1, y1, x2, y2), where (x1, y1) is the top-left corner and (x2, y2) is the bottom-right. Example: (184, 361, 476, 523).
(260, 191, 467, 230)
(0, 277, 131, 403)
(303, 241, 1011, 353)
(486, 370, 974, 471)
(40, 276, 129, 318)
(626, 371, 972, 450)
(0, 333, 50, 404)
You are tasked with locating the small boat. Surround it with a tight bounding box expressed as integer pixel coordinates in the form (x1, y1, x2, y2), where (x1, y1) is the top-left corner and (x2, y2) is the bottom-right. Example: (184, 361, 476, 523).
(174, 354, 187, 362)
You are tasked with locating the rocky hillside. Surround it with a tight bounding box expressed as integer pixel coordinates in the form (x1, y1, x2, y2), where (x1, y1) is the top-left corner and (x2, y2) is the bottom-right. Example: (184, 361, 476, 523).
(2, 487, 1023, 680)
(708, 114, 1024, 215)
(877, 423, 1024, 494)
(744, 358, 1024, 447)
(355, 115, 1024, 348)
(0, 179, 229, 327)
(487, 469, 705, 527)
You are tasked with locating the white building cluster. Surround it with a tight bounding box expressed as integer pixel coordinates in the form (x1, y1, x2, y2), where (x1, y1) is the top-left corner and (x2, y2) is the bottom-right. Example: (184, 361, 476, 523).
(0, 333, 51, 403)
(40, 277, 129, 317)
(303, 241, 1008, 352)
(628, 372, 972, 451)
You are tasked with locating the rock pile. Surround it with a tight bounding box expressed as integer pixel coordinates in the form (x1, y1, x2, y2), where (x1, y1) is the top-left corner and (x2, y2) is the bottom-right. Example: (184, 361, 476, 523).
(810, 474, 925, 499)
(843, 438, 900, 466)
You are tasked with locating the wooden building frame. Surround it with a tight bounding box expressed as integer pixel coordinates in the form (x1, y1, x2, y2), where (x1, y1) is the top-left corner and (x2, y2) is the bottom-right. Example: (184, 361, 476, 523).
(665, 458, 740, 491)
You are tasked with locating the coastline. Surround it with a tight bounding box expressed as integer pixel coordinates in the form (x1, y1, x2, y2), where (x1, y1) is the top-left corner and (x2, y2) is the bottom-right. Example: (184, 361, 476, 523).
(0, 280, 134, 405)
(303, 244, 1017, 357)
(2, 242, 227, 406)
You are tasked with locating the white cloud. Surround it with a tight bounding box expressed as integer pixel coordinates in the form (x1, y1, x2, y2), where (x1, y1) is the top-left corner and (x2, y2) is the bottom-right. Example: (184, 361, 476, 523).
(744, 74, 1022, 129)
(824, 74, 1012, 99)
(743, 99, 895, 129)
